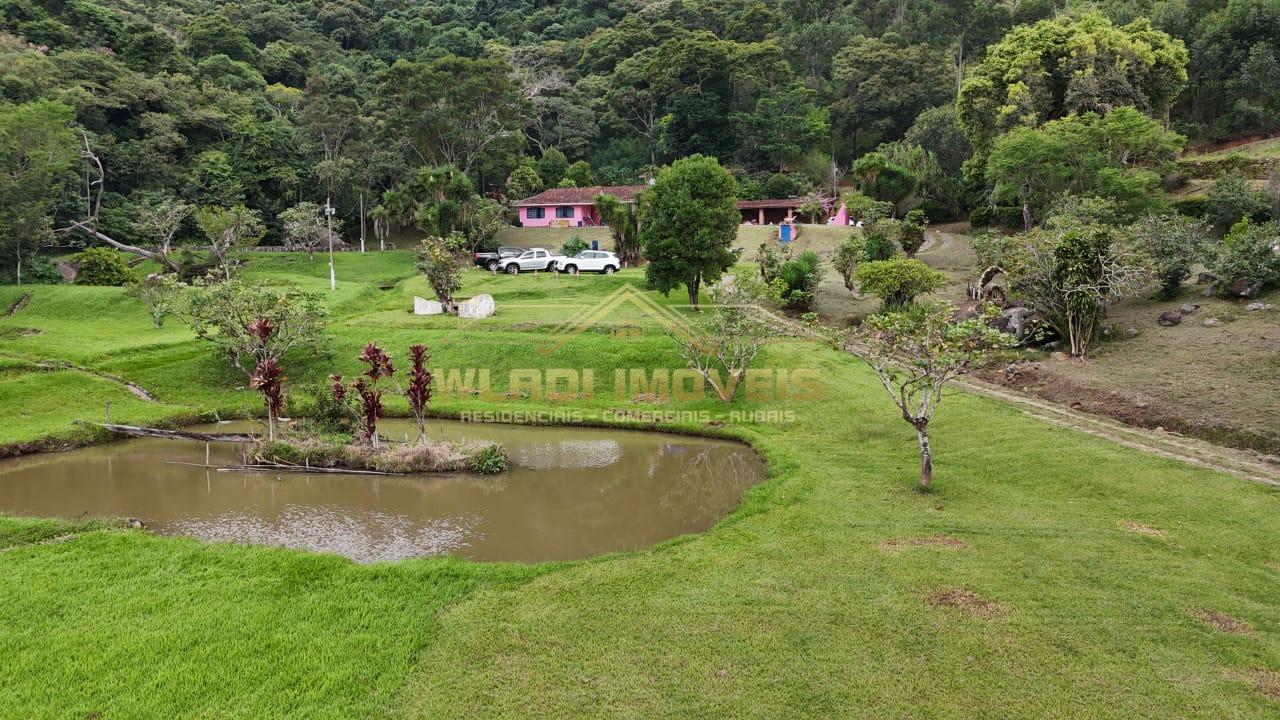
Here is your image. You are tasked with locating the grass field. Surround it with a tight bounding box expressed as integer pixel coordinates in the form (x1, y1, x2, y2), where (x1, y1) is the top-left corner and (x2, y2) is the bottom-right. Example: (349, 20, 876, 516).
(0, 251, 1278, 717)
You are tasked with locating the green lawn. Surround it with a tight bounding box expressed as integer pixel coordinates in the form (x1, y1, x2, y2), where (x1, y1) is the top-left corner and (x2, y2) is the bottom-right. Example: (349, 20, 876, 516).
(0, 252, 1277, 718)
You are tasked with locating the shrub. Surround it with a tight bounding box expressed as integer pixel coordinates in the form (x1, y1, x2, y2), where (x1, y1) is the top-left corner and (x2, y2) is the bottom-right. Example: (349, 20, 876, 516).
(19, 254, 65, 284)
(1173, 196, 1209, 218)
(469, 444, 509, 474)
(1205, 175, 1271, 228)
(1208, 219, 1280, 292)
(861, 231, 897, 262)
(72, 247, 133, 286)
(305, 376, 357, 437)
(774, 250, 823, 311)
(415, 235, 463, 313)
(562, 235, 589, 258)
(854, 258, 946, 310)
(832, 234, 865, 290)
(1127, 215, 1210, 299)
(125, 274, 184, 328)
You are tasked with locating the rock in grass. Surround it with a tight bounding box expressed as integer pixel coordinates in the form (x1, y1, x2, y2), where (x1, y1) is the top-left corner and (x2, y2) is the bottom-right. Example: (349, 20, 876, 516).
(1157, 310, 1182, 326)
(1203, 317, 1223, 327)
(413, 296, 444, 315)
(1244, 302, 1273, 312)
(457, 293, 495, 319)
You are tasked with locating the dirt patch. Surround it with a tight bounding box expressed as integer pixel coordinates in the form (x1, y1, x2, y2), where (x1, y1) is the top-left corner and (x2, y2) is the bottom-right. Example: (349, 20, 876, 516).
(1189, 609, 1256, 636)
(879, 535, 969, 554)
(4, 292, 31, 316)
(978, 360, 1280, 455)
(1226, 668, 1280, 700)
(1120, 521, 1166, 537)
(926, 587, 1008, 619)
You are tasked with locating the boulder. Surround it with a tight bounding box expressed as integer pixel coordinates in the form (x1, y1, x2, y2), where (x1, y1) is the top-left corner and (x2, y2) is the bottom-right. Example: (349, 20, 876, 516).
(1228, 278, 1261, 298)
(998, 307, 1039, 341)
(1157, 310, 1182, 326)
(55, 260, 77, 283)
(1245, 302, 1274, 312)
(412, 296, 444, 315)
(1178, 303, 1199, 316)
(1203, 317, 1223, 327)
(1196, 272, 1218, 285)
(457, 293, 495, 319)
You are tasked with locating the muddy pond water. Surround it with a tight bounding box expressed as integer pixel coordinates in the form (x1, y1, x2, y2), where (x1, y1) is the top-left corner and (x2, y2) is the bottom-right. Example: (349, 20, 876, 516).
(0, 420, 764, 563)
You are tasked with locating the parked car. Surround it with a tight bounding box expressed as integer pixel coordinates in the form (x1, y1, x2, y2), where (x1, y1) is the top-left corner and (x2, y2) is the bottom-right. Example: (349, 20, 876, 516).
(473, 246, 523, 271)
(500, 247, 564, 274)
(560, 250, 621, 275)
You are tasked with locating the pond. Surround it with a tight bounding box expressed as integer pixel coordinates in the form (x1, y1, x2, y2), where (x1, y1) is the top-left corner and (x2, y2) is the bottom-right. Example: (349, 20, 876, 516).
(0, 420, 764, 563)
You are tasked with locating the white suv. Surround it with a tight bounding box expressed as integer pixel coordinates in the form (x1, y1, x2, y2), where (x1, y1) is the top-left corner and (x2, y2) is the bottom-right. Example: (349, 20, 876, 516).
(561, 250, 620, 275)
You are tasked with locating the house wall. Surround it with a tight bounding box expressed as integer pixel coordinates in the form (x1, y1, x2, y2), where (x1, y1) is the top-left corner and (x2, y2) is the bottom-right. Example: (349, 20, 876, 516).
(519, 204, 600, 227)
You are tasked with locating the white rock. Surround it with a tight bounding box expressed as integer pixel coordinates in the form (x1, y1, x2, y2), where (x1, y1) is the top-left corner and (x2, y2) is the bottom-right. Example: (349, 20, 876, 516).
(413, 296, 444, 315)
(457, 293, 495, 319)
(1203, 317, 1222, 327)
(1244, 302, 1273, 312)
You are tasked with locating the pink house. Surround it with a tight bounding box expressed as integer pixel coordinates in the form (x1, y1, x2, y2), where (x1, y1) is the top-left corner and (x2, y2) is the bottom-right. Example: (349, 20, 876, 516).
(515, 185, 646, 227)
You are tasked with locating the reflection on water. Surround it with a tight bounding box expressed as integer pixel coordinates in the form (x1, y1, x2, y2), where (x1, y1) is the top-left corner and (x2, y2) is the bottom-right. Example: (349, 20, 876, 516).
(0, 419, 764, 563)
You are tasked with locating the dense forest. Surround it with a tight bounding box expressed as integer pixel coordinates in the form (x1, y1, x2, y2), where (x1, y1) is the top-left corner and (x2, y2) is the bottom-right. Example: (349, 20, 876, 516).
(2, 0, 1279, 277)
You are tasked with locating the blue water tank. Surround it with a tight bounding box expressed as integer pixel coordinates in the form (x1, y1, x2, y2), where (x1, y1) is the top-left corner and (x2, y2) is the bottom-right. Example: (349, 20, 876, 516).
(591, 240, 599, 250)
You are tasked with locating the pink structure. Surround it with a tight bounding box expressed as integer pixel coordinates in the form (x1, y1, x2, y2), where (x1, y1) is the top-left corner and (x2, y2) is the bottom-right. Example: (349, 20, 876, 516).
(515, 185, 646, 227)
(829, 203, 849, 226)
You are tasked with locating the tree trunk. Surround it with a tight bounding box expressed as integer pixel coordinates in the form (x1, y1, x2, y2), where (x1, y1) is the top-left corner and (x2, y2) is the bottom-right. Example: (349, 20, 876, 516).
(687, 277, 700, 310)
(359, 193, 366, 254)
(1021, 200, 1032, 231)
(915, 422, 933, 488)
(15, 256, 21, 286)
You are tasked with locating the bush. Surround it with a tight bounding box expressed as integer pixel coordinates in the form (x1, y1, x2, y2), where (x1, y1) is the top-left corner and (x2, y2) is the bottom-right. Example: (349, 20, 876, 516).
(469, 443, 509, 474)
(19, 254, 65, 284)
(764, 173, 806, 198)
(861, 231, 897, 262)
(304, 381, 358, 437)
(1208, 219, 1280, 292)
(968, 205, 1024, 228)
(774, 250, 823, 311)
(854, 258, 947, 310)
(1128, 215, 1210, 299)
(1173, 197, 1209, 218)
(71, 247, 133, 286)
(562, 235, 589, 258)
(1205, 175, 1271, 228)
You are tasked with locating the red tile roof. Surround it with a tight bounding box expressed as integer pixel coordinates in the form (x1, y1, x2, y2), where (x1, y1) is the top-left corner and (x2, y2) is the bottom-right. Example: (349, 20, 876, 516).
(735, 198, 806, 210)
(516, 185, 647, 207)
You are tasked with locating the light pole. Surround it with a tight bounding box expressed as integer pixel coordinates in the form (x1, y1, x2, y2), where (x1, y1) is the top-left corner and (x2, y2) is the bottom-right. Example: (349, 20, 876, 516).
(325, 199, 336, 291)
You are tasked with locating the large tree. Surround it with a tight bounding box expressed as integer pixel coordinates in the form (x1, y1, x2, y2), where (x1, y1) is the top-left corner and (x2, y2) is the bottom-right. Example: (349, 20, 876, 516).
(958, 14, 1188, 165)
(0, 99, 78, 282)
(641, 155, 739, 310)
(829, 36, 952, 160)
(379, 55, 525, 174)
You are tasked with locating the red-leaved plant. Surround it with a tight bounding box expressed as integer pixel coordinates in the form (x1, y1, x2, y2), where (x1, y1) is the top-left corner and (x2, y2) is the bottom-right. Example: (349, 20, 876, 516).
(404, 344, 433, 442)
(250, 358, 285, 440)
(353, 343, 394, 446)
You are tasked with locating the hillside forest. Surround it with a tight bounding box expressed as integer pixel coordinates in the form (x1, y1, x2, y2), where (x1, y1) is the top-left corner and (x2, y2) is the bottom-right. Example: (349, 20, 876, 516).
(2, 0, 1280, 278)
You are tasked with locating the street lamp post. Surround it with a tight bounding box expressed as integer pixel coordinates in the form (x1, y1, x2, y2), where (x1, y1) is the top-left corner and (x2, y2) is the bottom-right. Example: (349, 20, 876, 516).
(325, 200, 336, 291)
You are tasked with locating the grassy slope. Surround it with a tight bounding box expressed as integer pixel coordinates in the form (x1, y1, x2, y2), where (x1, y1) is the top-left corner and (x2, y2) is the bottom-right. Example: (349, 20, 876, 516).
(1188, 137, 1280, 160)
(0, 253, 1276, 717)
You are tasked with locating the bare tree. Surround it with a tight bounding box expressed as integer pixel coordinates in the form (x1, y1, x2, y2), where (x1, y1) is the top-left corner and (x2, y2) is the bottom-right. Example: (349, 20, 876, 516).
(57, 135, 189, 274)
(666, 279, 790, 402)
(849, 303, 1013, 488)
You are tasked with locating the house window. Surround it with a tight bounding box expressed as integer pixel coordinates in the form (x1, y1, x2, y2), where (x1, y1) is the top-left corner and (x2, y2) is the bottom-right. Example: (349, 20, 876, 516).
(525, 207, 545, 219)
(555, 206, 575, 219)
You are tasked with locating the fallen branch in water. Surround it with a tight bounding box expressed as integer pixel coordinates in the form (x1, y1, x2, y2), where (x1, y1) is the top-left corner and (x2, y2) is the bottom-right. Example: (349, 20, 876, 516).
(87, 423, 259, 443)
(217, 463, 403, 476)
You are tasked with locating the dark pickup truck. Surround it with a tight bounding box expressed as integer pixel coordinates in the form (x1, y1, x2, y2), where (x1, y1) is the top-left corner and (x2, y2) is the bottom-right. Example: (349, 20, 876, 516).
(473, 246, 523, 271)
